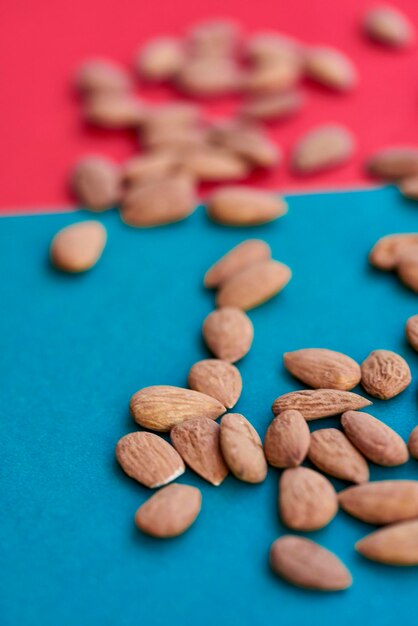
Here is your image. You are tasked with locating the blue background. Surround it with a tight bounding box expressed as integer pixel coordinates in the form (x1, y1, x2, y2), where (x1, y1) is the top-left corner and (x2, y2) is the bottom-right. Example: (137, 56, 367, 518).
(1, 186, 418, 626)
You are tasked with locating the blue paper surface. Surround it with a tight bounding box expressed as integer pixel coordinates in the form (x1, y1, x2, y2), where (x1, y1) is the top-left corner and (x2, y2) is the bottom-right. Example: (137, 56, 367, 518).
(1, 186, 418, 626)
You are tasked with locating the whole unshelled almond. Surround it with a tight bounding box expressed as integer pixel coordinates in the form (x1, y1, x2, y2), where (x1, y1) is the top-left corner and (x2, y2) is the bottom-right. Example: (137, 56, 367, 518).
(244, 55, 302, 94)
(284, 348, 361, 390)
(75, 59, 132, 95)
(206, 186, 287, 226)
(203, 307, 253, 362)
(408, 426, 418, 459)
(171, 418, 228, 486)
(369, 233, 418, 270)
(188, 359, 242, 408)
(240, 90, 303, 122)
(364, 6, 414, 48)
(341, 410, 408, 466)
(187, 19, 239, 56)
(367, 147, 418, 180)
(291, 125, 354, 174)
(279, 467, 338, 531)
(50, 221, 107, 273)
(270, 536, 352, 591)
(130, 385, 225, 432)
(339, 480, 418, 525)
(116, 432, 185, 488)
(183, 147, 250, 182)
(122, 153, 181, 186)
(264, 410, 310, 468)
(177, 57, 242, 97)
(84, 93, 146, 128)
(136, 38, 184, 81)
(204, 239, 271, 289)
(397, 249, 418, 292)
(361, 349, 411, 399)
(135, 484, 201, 538)
(209, 122, 280, 168)
(305, 47, 357, 91)
(72, 157, 120, 211)
(272, 389, 372, 420)
(220, 413, 267, 483)
(216, 260, 292, 310)
(356, 520, 418, 565)
(399, 175, 418, 200)
(309, 428, 369, 483)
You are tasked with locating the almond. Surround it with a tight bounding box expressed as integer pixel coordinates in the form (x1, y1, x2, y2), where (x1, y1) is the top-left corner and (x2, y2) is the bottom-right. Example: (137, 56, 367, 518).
(136, 38, 184, 81)
(130, 385, 226, 432)
(283, 348, 361, 390)
(176, 57, 242, 97)
(188, 359, 242, 408)
(339, 480, 418, 525)
(209, 121, 280, 168)
(279, 467, 338, 531)
(216, 260, 292, 310)
(264, 410, 310, 468)
(135, 484, 201, 538)
(244, 58, 302, 94)
(171, 418, 228, 486)
(245, 33, 302, 65)
(361, 349, 411, 399)
(240, 90, 303, 122)
(204, 239, 271, 289)
(408, 426, 418, 459)
(84, 93, 146, 128)
(220, 413, 267, 483)
(364, 6, 414, 48)
(367, 147, 418, 180)
(272, 389, 372, 420)
(122, 153, 181, 186)
(71, 157, 120, 211)
(270, 536, 352, 591)
(356, 520, 418, 565)
(202, 307, 253, 362)
(50, 221, 107, 273)
(305, 47, 357, 91)
(187, 20, 239, 57)
(183, 147, 250, 182)
(397, 249, 418, 292)
(399, 175, 418, 200)
(308, 428, 369, 483)
(341, 410, 408, 466)
(206, 186, 287, 226)
(116, 432, 185, 488)
(291, 125, 354, 174)
(369, 233, 418, 270)
(75, 58, 132, 95)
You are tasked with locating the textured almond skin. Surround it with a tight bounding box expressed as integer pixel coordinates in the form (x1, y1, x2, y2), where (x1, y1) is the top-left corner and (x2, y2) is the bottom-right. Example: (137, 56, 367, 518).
(284, 348, 361, 390)
(171, 418, 228, 486)
(264, 410, 310, 468)
(244, 58, 302, 94)
(209, 122, 280, 168)
(339, 480, 418, 525)
(291, 125, 354, 174)
(369, 233, 418, 270)
(137, 38, 184, 81)
(130, 385, 225, 432)
(72, 157, 120, 211)
(367, 148, 418, 180)
(204, 239, 271, 289)
(116, 432, 185, 488)
(270, 536, 352, 591)
(406, 315, 418, 351)
(341, 410, 408, 466)
(272, 389, 372, 420)
(240, 90, 303, 122)
(356, 520, 418, 565)
(220, 413, 267, 483)
(75, 59, 132, 95)
(397, 251, 418, 292)
(206, 186, 287, 226)
(122, 153, 181, 186)
(188, 359, 242, 409)
(279, 467, 338, 531)
(183, 147, 249, 182)
(216, 260, 292, 310)
(305, 48, 357, 91)
(135, 484, 201, 538)
(408, 426, 418, 459)
(309, 428, 369, 483)
(361, 349, 411, 400)
(364, 7, 414, 48)
(176, 57, 241, 97)
(203, 307, 253, 362)
(50, 221, 107, 273)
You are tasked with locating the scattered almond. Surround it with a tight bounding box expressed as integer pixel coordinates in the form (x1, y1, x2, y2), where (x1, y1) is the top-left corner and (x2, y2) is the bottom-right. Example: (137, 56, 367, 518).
(397, 249, 418, 292)
(71, 157, 120, 211)
(84, 93, 146, 128)
(209, 122, 280, 168)
(240, 90, 303, 122)
(264, 410, 310, 468)
(220, 413, 267, 483)
(308, 428, 369, 483)
(202, 307, 253, 362)
(188, 359, 242, 408)
(116, 431, 185, 488)
(183, 147, 250, 182)
(369, 233, 418, 270)
(408, 426, 418, 459)
(122, 152, 181, 186)
(244, 57, 302, 94)
(137, 38, 185, 81)
(75, 58, 132, 95)
(361, 349, 411, 400)
(291, 125, 355, 174)
(272, 389, 372, 420)
(204, 239, 271, 289)
(283, 348, 361, 390)
(50, 221, 107, 273)
(399, 175, 418, 200)
(305, 47, 357, 91)
(367, 147, 418, 180)
(187, 19, 239, 57)
(364, 6, 414, 48)
(339, 480, 418, 525)
(206, 186, 287, 227)
(177, 57, 242, 96)
(356, 520, 418, 565)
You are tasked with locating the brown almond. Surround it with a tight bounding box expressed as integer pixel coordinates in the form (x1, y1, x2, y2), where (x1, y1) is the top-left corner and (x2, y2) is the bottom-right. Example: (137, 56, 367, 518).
(171, 418, 228, 486)
(264, 410, 310, 468)
(272, 389, 372, 420)
(244, 57, 302, 94)
(279, 467, 338, 531)
(122, 153, 181, 186)
(75, 58, 132, 95)
(217, 260, 291, 310)
(84, 93, 146, 128)
(177, 57, 242, 97)
(202, 307, 253, 362)
(408, 426, 418, 459)
(240, 90, 304, 122)
(206, 186, 287, 227)
(369, 233, 418, 270)
(183, 147, 250, 182)
(292, 125, 355, 174)
(50, 221, 107, 273)
(116, 431, 185, 488)
(204, 239, 271, 289)
(220, 413, 267, 483)
(209, 122, 280, 168)
(397, 250, 418, 292)
(356, 520, 418, 565)
(341, 410, 409, 466)
(364, 6, 414, 48)
(309, 428, 369, 483)
(245, 33, 302, 66)
(270, 536, 352, 591)
(305, 47, 357, 91)
(361, 349, 411, 399)
(71, 157, 120, 211)
(187, 20, 239, 57)
(339, 480, 418, 525)
(367, 147, 418, 180)
(137, 38, 184, 81)
(144, 103, 201, 129)
(130, 385, 225, 432)
(135, 484, 201, 538)
(399, 175, 418, 200)
(120, 175, 197, 227)
(188, 359, 242, 408)
(284, 348, 361, 390)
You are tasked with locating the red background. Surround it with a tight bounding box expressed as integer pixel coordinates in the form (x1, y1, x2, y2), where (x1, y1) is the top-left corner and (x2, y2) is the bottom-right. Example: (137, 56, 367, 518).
(1, 0, 418, 212)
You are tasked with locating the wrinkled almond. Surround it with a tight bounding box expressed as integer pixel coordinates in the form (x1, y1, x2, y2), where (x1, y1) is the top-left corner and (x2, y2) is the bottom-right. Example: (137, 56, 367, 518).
(367, 147, 418, 180)
(240, 90, 304, 122)
(292, 125, 355, 174)
(264, 410, 310, 468)
(408, 425, 418, 459)
(75, 58, 132, 95)
(188, 359, 242, 408)
(204, 239, 271, 289)
(206, 186, 287, 226)
(71, 157, 120, 211)
(183, 147, 250, 182)
(202, 307, 253, 362)
(361, 349, 411, 399)
(272, 389, 372, 420)
(135, 484, 201, 538)
(308, 428, 369, 483)
(130, 385, 225, 432)
(356, 520, 418, 565)
(305, 47, 357, 91)
(137, 38, 184, 81)
(369, 233, 418, 270)
(220, 413, 267, 483)
(284, 348, 361, 390)
(84, 93, 146, 128)
(397, 249, 418, 292)
(171, 418, 228, 486)
(339, 480, 418, 525)
(364, 6, 414, 48)
(116, 431, 185, 488)
(50, 221, 107, 273)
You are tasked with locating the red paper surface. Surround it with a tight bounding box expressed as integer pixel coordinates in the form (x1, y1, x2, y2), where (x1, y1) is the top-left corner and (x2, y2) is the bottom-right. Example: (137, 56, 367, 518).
(1, 0, 418, 212)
